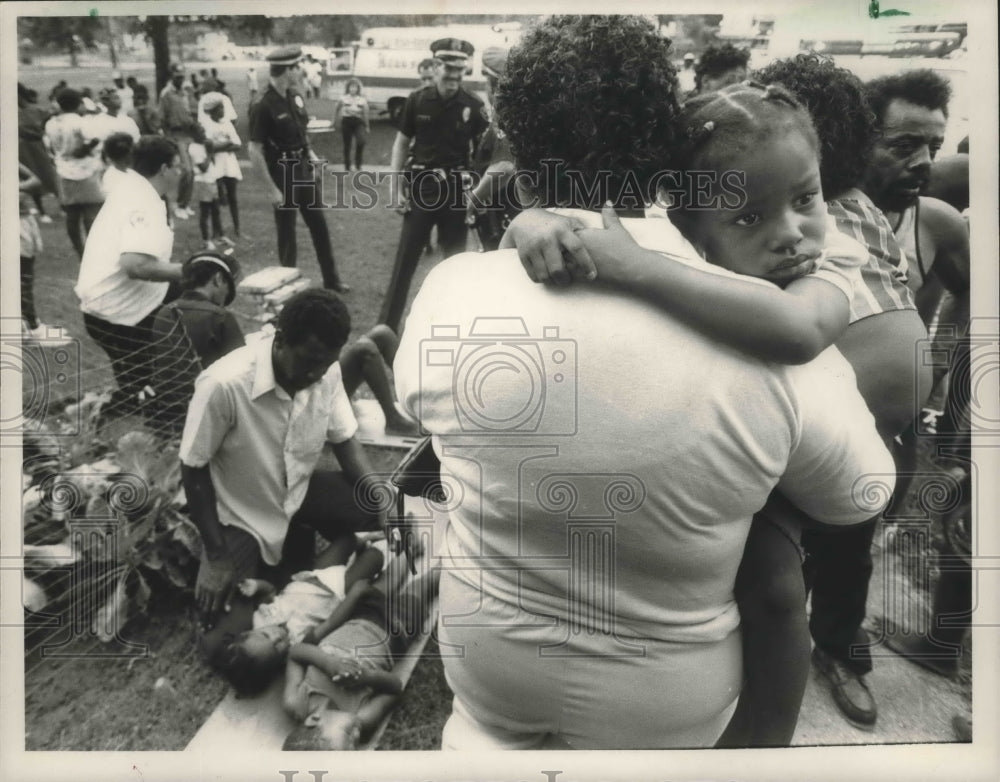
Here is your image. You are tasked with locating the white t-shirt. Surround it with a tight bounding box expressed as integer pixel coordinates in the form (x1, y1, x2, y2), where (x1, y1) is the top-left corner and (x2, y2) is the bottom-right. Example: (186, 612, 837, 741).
(200, 116, 243, 180)
(88, 111, 141, 143)
(100, 165, 131, 198)
(252, 565, 348, 643)
(302, 60, 323, 88)
(189, 141, 218, 184)
(75, 170, 172, 325)
(396, 210, 895, 644)
(45, 112, 102, 181)
(115, 85, 135, 116)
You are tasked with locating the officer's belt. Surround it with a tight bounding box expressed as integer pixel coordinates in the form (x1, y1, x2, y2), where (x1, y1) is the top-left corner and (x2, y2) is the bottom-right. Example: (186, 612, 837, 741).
(266, 141, 307, 157)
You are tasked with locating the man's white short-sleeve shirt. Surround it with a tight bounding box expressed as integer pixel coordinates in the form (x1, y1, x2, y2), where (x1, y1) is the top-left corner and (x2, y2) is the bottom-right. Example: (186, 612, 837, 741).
(75, 169, 172, 325)
(179, 333, 359, 565)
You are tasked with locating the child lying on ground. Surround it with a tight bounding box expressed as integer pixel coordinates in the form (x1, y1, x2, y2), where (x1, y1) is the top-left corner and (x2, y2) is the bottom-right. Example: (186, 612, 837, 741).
(208, 534, 386, 693)
(213, 537, 436, 750)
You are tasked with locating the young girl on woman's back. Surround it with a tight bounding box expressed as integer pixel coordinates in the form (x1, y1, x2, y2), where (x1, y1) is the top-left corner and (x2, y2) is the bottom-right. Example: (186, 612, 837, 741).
(506, 82, 878, 746)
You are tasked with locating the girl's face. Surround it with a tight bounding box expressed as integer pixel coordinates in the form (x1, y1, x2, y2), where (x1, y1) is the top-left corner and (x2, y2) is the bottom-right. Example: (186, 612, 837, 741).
(348, 82, 359, 95)
(240, 624, 290, 668)
(687, 129, 826, 285)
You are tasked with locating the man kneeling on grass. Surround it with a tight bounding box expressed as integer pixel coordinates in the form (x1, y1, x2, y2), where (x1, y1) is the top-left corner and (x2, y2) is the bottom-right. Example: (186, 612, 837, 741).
(180, 288, 385, 655)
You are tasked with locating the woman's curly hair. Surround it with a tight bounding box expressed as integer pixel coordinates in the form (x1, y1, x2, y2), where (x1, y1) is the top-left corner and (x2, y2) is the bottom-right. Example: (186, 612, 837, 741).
(494, 15, 680, 210)
(754, 54, 876, 198)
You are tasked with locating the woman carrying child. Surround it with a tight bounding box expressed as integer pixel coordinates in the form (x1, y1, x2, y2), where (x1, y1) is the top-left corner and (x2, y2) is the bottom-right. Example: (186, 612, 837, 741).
(506, 73, 928, 745)
(200, 92, 243, 238)
(188, 123, 232, 251)
(395, 17, 894, 750)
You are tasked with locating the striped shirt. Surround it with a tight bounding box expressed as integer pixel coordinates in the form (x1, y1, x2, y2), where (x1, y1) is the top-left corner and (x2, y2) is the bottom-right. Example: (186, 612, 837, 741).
(828, 193, 915, 322)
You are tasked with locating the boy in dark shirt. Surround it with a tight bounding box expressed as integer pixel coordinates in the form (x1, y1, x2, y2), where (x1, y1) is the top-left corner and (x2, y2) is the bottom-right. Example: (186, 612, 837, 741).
(150, 251, 243, 435)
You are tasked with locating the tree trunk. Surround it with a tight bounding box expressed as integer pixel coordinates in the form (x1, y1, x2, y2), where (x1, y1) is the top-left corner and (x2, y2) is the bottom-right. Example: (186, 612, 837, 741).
(107, 18, 119, 69)
(146, 16, 171, 96)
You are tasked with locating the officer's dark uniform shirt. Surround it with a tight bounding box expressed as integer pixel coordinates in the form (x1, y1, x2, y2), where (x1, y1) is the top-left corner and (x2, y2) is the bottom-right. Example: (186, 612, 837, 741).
(249, 83, 312, 182)
(400, 85, 488, 170)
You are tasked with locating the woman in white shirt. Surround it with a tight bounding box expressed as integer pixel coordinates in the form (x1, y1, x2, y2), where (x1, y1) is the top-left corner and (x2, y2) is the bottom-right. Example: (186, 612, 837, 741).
(333, 79, 370, 172)
(45, 88, 105, 258)
(200, 93, 243, 237)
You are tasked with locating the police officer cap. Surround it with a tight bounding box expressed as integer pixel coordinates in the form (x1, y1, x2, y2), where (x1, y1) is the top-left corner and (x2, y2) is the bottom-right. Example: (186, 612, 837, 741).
(182, 251, 241, 305)
(431, 38, 474, 64)
(683, 53, 695, 61)
(267, 45, 303, 66)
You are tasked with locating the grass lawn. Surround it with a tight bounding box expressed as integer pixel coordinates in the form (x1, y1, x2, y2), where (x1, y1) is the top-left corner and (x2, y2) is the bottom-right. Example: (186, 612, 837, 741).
(17, 61, 454, 750)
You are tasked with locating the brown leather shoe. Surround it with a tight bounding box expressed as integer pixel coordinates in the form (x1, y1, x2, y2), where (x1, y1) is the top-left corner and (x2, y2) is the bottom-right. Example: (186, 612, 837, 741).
(812, 646, 877, 730)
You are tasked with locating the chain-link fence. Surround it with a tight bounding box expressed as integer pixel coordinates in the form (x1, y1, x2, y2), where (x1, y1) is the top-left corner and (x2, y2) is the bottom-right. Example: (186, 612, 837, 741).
(18, 302, 271, 673)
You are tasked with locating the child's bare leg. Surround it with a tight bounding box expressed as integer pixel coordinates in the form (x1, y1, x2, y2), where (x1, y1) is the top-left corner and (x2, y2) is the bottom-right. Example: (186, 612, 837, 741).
(365, 324, 401, 367)
(718, 506, 809, 748)
(340, 328, 418, 435)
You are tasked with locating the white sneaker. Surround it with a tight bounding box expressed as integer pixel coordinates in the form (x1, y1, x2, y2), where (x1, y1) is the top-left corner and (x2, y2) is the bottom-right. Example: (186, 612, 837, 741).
(173, 205, 190, 220)
(38, 215, 54, 224)
(204, 240, 217, 251)
(216, 236, 236, 248)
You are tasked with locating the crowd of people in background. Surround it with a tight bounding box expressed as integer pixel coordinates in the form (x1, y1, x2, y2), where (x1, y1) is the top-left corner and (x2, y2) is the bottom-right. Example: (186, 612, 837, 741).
(15, 16, 976, 751)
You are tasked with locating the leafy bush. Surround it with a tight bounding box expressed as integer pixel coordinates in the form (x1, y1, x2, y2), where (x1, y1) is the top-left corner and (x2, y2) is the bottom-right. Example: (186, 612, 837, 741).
(23, 428, 201, 641)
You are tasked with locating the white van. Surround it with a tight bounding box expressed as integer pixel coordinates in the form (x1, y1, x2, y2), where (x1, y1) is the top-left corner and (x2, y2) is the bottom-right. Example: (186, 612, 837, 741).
(332, 24, 523, 123)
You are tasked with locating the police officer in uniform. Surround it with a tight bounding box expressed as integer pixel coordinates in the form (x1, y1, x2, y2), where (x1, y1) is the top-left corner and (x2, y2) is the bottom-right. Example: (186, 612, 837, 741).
(248, 46, 349, 293)
(381, 38, 488, 331)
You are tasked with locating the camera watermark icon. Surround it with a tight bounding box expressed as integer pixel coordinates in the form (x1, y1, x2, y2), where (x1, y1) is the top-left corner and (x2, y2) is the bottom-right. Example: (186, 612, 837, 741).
(350, 474, 459, 660)
(439, 466, 648, 659)
(914, 318, 999, 439)
(1, 320, 82, 438)
(419, 318, 578, 436)
(864, 466, 985, 671)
